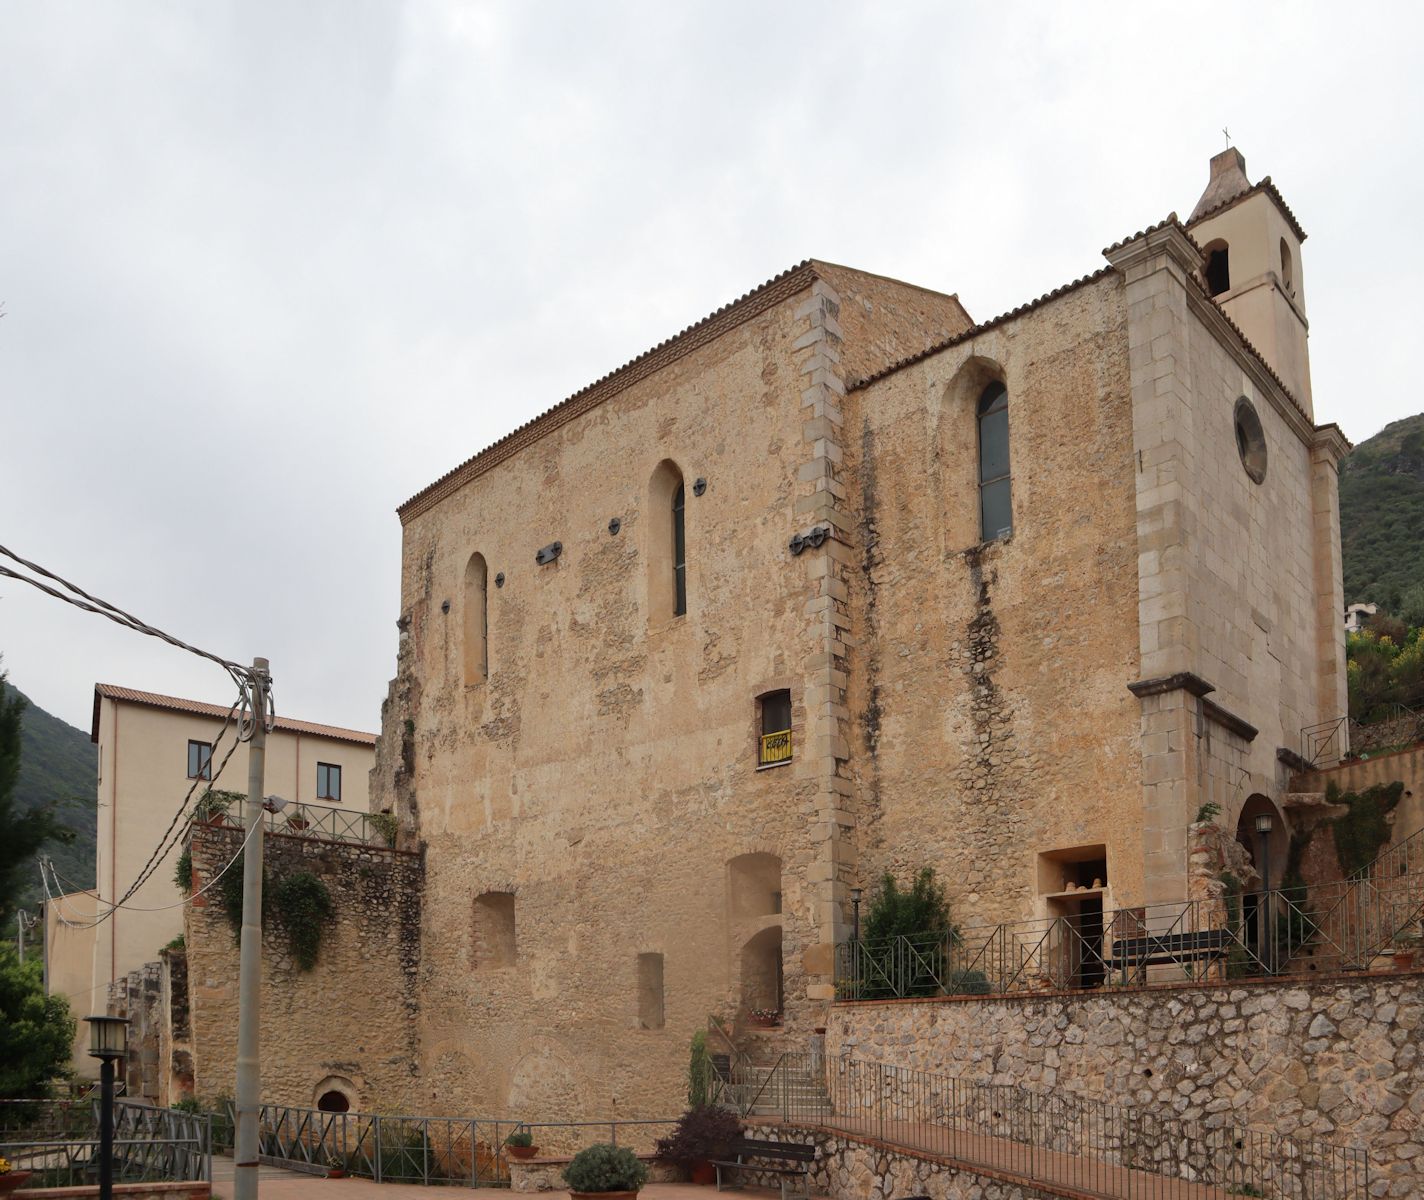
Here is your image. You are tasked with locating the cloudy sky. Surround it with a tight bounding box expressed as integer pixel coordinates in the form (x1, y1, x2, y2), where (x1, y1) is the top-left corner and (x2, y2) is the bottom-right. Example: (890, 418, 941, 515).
(2, 1, 1420, 734)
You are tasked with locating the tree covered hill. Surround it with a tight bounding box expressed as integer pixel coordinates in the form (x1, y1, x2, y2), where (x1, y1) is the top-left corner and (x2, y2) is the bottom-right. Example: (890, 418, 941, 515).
(1340, 413, 1424, 609)
(1, 681, 96, 907)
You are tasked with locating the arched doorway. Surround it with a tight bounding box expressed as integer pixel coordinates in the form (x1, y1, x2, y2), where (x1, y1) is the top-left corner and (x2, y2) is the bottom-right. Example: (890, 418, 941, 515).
(1234, 795, 1288, 965)
(739, 925, 783, 1019)
(317, 1090, 350, 1113)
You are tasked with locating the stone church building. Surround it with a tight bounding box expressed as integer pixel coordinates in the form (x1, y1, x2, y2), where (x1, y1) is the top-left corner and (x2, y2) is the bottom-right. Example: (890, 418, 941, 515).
(371, 147, 1349, 1119)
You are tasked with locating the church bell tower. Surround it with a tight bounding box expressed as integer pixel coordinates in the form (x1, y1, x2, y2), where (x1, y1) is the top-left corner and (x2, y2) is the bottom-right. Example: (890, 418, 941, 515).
(1187, 148, 1314, 418)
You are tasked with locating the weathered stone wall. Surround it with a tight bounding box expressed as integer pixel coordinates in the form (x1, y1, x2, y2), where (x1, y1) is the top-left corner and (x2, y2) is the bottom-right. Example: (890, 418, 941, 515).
(846, 271, 1142, 923)
(379, 264, 972, 1120)
(106, 962, 163, 1104)
(1298, 743, 1424, 859)
(828, 975, 1424, 1194)
(183, 824, 422, 1111)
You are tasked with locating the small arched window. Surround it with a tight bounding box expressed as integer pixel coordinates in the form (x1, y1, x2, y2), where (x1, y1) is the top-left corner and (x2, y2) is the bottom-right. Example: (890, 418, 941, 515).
(463, 552, 488, 684)
(1204, 240, 1231, 297)
(1279, 238, 1294, 295)
(673, 482, 687, 617)
(648, 461, 687, 621)
(977, 382, 1012, 541)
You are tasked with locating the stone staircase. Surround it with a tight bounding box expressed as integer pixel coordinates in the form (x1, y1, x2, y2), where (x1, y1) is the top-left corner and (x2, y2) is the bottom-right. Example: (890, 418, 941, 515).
(733, 1059, 832, 1118)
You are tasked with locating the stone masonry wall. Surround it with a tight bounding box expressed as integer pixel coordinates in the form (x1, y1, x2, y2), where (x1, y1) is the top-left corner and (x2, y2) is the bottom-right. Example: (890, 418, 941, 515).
(829, 975, 1424, 1196)
(183, 823, 422, 1111)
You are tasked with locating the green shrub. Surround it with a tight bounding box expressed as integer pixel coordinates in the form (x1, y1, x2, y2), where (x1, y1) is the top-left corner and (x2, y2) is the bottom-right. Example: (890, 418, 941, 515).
(173, 848, 193, 894)
(271, 871, 335, 971)
(686, 1030, 714, 1109)
(506, 1129, 533, 1148)
(563, 1144, 649, 1193)
(863, 868, 956, 944)
(369, 811, 398, 848)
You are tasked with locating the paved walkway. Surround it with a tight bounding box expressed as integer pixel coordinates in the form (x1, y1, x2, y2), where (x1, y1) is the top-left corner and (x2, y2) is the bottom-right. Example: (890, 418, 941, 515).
(210, 1159, 796, 1200)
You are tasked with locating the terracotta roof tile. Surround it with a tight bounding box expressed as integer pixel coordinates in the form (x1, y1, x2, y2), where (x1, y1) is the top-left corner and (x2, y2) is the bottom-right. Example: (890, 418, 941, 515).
(1187, 177, 1308, 243)
(92, 683, 377, 746)
(397, 259, 819, 524)
(849, 267, 1116, 392)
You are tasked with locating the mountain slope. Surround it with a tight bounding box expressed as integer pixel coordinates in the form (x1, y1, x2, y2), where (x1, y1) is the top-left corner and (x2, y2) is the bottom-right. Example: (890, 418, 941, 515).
(1339, 413, 1424, 608)
(2, 682, 97, 907)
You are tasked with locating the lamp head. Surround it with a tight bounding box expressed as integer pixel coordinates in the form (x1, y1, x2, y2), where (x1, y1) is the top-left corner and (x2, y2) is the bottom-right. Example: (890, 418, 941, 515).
(1255, 813, 1274, 835)
(261, 794, 290, 814)
(850, 886, 864, 903)
(84, 1014, 129, 1061)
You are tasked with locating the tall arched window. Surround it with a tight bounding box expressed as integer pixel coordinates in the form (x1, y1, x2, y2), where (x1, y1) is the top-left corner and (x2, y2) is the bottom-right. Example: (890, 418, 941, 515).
(1203, 239, 1230, 297)
(977, 382, 1012, 541)
(672, 481, 687, 616)
(649, 461, 687, 620)
(463, 552, 488, 684)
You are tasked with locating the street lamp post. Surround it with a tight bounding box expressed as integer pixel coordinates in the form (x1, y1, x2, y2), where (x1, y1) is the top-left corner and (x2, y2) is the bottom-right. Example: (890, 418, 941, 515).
(1256, 813, 1275, 972)
(850, 887, 863, 945)
(84, 1015, 129, 1200)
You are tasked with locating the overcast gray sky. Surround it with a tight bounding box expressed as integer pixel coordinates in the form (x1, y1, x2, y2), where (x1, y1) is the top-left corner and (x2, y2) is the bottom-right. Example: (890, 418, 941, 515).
(3, 1, 1420, 734)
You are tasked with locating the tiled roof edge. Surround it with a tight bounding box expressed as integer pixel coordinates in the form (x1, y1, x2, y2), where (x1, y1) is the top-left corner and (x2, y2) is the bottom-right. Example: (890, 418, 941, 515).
(1186, 176, 1308, 243)
(93, 683, 377, 746)
(397, 259, 820, 523)
(848, 267, 1116, 392)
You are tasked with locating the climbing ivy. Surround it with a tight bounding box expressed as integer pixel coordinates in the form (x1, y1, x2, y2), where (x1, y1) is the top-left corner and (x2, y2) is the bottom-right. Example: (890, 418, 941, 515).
(1329, 781, 1406, 877)
(271, 872, 334, 971)
(174, 848, 193, 895)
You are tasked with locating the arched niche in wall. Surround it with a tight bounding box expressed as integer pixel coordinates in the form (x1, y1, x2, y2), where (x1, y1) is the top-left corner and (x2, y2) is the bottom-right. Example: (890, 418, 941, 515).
(463, 552, 489, 684)
(647, 459, 687, 622)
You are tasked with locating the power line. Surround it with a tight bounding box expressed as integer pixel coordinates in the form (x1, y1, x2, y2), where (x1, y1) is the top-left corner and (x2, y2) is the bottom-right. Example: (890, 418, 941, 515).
(0, 542, 251, 689)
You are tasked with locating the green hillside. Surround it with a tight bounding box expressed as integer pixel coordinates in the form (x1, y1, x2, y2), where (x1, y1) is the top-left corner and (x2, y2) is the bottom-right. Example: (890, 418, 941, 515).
(2, 682, 97, 908)
(1339, 413, 1424, 608)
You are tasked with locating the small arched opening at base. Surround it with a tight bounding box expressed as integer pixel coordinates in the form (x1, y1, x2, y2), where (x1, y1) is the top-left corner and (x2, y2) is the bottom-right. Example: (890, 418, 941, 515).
(313, 1074, 358, 1113)
(317, 1090, 350, 1113)
(739, 925, 784, 1021)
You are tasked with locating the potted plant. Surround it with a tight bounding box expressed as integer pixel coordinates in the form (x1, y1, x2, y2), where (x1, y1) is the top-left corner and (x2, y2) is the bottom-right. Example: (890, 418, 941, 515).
(655, 1106, 741, 1185)
(505, 1128, 540, 1160)
(1392, 930, 1419, 971)
(193, 789, 232, 826)
(325, 1153, 347, 1179)
(747, 1008, 781, 1028)
(285, 810, 311, 833)
(563, 1143, 649, 1200)
(0, 1156, 33, 1196)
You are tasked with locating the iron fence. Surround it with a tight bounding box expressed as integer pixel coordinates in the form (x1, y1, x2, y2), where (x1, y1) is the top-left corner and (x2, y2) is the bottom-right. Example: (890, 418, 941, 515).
(238, 1102, 675, 1185)
(757, 1054, 1368, 1199)
(836, 869, 1424, 1001)
(0, 1100, 209, 1188)
(214, 799, 396, 849)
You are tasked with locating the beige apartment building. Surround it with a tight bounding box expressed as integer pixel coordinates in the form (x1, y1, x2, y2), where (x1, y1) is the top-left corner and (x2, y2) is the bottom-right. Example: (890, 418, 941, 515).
(45, 683, 375, 1075)
(367, 146, 1350, 1119)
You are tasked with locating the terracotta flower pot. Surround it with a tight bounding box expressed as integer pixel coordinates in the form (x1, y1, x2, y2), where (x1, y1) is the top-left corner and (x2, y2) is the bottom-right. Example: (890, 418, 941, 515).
(1394, 950, 1417, 971)
(0, 1172, 34, 1196)
(326, 1167, 346, 1178)
(690, 1160, 717, 1185)
(507, 1144, 539, 1160)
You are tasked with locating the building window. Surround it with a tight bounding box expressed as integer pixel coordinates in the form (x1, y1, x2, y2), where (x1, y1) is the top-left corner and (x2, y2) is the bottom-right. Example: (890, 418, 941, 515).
(1279, 238, 1294, 295)
(472, 891, 517, 968)
(464, 552, 489, 684)
(977, 382, 1012, 541)
(637, 952, 665, 1029)
(187, 740, 212, 780)
(1234, 397, 1268, 484)
(673, 482, 687, 617)
(1204, 240, 1231, 297)
(316, 762, 342, 802)
(649, 460, 688, 621)
(757, 690, 793, 767)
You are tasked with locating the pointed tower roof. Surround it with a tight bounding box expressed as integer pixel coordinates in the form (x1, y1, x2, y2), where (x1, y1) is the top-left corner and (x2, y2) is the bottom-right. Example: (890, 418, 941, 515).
(1190, 147, 1252, 223)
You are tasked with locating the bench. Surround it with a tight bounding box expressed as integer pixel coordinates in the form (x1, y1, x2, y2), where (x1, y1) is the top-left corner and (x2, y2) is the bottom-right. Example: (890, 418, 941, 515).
(1109, 929, 1229, 975)
(713, 1137, 816, 1200)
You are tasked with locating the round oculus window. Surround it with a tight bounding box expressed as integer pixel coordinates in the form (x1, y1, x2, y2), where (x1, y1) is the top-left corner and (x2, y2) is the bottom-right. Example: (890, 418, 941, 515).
(1234, 398, 1267, 484)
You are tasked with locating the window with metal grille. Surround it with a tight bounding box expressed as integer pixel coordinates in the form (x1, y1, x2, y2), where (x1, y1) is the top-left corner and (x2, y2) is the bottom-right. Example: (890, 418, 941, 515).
(757, 690, 792, 767)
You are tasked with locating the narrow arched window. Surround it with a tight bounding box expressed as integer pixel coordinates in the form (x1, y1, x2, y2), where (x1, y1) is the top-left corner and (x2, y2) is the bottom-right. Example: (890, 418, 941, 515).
(672, 482, 687, 617)
(977, 382, 1012, 541)
(1204, 240, 1230, 297)
(649, 460, 687, 621)
(463, 552, 488, 684)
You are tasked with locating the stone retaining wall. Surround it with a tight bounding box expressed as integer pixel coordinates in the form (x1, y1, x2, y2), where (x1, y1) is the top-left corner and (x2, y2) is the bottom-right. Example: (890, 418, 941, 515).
(827, 973, 1424, 1197)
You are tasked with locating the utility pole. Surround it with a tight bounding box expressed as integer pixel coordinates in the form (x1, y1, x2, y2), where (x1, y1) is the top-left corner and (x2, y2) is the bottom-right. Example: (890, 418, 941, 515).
(233, 658, 269, 1200)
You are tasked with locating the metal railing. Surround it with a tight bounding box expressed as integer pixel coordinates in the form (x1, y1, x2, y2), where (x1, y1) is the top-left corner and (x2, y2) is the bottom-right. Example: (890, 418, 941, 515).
(211, 799, 396, 849)
(758, 729, 792, 766)
(836, 870, 1424, 1000)
(0, 1100, 209, 1188)
(759, 1054, 1368, 1199)
(238, 1102, 676, 1185)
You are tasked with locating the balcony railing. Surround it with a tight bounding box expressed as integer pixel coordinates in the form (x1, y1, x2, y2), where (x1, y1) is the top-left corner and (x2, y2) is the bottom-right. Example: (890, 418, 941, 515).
(836, 869, 1424, 1000)
(758, 729, 792, 767)
(206, 799, 396, 850)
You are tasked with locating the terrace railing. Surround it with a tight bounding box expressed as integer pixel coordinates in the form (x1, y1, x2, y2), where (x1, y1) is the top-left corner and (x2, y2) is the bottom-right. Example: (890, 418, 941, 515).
(836, 870, 1424, 1000)
(0, 1099, 209, 1189)
(762, 1054, 1368, 1199)
(240, 1101, 675, 1186)
(212, 799, 396, 849)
